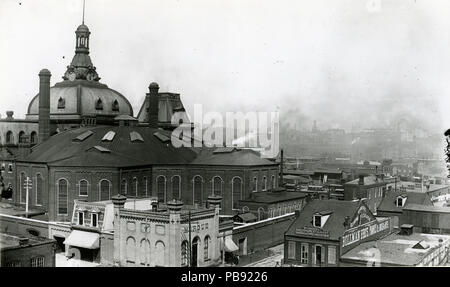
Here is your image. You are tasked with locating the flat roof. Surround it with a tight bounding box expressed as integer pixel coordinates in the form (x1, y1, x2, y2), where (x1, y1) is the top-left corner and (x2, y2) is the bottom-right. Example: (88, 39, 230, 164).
(341, 233, 450, 266)
(0, 232, 55, 250)
(0, 202, 46, 217)
(403, 203, 450, 213)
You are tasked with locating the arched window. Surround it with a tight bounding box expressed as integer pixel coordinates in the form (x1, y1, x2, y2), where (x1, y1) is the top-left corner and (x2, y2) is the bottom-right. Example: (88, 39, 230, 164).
(155, 241, 165, 266)
(58, 97, 65, 109)
(35, 174, 43, 205)
(140, 239, 150, 266)
(95, 98, 103, 110)
(30, 131, 37, 144)
(271, 175, 276, 189)
(142, 176, 148, 197)
(212, 176, 222, 196)
(172, 176, 181, 200)
(6, 131, 13, 144)
(18, 131, 26, 143)
(204, 235, 211, 260)
(121, 179, 127, 195)
(252, 177, 258, 192)
(112, 99, 120, 111)
(132, 177, 138, 197)
(193, 176, 203, 205)
(157, 176, 166, 203)
(57, 179, 68, 215)
(100, 180, 110, 201)
(232, 177, 243, 210)
(20, 172, 26, 203)
(126, 237, 136, 264)
(79, 179, 88, 197)
(181, 240, 189, 267)
(263, 176, 267, 191)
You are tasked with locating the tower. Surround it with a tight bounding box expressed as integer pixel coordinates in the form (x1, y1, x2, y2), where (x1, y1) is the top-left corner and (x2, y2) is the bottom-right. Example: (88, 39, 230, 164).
(147, 82, 160, 128)
(38, 69, 51, 144)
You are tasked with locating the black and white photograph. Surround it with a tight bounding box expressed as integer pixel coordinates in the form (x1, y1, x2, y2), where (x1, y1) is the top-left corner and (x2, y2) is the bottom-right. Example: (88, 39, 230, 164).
(1, 0, 450, 276)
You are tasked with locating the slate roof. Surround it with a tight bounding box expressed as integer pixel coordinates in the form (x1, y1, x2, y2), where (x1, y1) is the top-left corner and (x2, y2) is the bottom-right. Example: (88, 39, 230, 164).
(21, 126, 198, 167)
(190, 148, 277, 166)
(377, 191, 432, 214)
(403, 204, 450, 214)
(285, 199, 362, 241)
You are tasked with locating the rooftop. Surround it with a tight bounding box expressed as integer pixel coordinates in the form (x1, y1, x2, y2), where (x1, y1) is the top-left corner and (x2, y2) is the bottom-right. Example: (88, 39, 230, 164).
(0, 232, 55, 251)
(340, 232, 450, 266)
(377, 191, 432, 213)
(403, 204, 450, 214)
(238, 189, 307, 204)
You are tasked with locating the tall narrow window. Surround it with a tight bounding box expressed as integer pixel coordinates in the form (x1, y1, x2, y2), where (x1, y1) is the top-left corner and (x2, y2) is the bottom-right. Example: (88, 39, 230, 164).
(143, 176, 148, 197)
(126, 237, 136, 264)
(30, 256, 45, 267)
(155, 241, 165, 266)
(6, 131, 14, 144)
(99, 179, 110, 201)
(328, 246, 336, 265)
(288, 241, 296, 259)
(132, 177, 138, 197)
(232, 177, 242, 210)
(18, 131, 26, 143)
(301, 243, 309, 264)
(95, 98, 103, 110)
(30, 131, 37, 144)
(271, 175, 276, 189)
(58, 97, 65, 109)
(172, 176, 181, 200)
(78, 212, 84, 225)
(121, 179, 127, 195)
(252, 177, 258, 192)
(157, 176, 166, 203)
(91, 213, 98, 227)
(35, 174, 43, 205)
(57, 179, 68, 215)
(204, 235, 211, 260)
(263, 176, 267, 191)
(79, 180, 88, 196)
(212, 176, 222, 196)
(193, 176, 203, 204)
(181, 241, 188, 267)
(112, 99, 120, 111)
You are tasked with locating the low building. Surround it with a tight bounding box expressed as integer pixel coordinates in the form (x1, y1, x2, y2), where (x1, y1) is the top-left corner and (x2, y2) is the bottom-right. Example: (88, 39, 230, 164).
(0, 232, 56, 267)
(377, 191, 432, 228)
(400, 204, 450, 235)
(112, 195, 222, 267)
(236, 188, 308, 221)
(340, 228, 450, 266)
(283, 199, 392, 267)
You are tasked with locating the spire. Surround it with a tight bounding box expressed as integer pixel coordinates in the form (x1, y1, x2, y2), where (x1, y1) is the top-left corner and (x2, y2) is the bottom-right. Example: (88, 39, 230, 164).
(62, 0, 100, 82)
(82, 0, 85, 24)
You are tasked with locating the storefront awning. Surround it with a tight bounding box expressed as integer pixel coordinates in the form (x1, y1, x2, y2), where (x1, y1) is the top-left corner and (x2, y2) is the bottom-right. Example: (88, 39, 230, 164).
(220, 237, 239, 252)
(63, 230, 99, 249)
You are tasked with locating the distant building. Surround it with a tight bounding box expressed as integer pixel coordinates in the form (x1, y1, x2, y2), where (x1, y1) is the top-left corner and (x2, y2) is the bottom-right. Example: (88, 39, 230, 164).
(236, 188, 307, 220)
(283, 199, 392, 267)
(400, 204, 450, 235)
(344, 175, 388, 214)
(0, 232, 56, 267)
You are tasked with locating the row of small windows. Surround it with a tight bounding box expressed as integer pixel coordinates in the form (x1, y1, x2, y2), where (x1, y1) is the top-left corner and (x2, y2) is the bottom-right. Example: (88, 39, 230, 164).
(252, 175, 276, 192)
(77, 36, 89, 48)
(58, 97, 120, 111)
(126, 237, 165, 266)
(6, 256, 45, 267)
(3, 131, 37, 144)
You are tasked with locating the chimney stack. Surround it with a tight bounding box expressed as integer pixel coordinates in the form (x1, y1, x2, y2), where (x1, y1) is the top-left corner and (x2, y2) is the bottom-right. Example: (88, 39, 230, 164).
(358, 174, 365, 185)
(147, 82, 159, 128)
(279, 149, 284, 187)
(38, 69, 51, 144)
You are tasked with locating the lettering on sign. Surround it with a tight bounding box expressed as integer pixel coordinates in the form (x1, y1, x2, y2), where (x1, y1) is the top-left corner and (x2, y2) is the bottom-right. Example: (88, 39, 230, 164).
(295, 227, 330, 238)
(342, 219, 390, 247)
(183, 222, 209, 234)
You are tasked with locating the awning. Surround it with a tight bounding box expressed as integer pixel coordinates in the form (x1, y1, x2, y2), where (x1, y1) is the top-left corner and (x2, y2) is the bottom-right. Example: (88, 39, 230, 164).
(220, 237, 239, 252)
(63, 230, 99, 249)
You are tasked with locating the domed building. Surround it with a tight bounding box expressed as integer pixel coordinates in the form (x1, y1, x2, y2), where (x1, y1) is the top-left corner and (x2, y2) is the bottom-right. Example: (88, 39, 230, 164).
(25, 24, 133, 129)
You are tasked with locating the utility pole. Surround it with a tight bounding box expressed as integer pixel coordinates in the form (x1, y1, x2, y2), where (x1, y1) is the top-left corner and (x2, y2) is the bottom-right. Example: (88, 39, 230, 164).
(188, 210, 192, 267)
(24, 177, 32, 215)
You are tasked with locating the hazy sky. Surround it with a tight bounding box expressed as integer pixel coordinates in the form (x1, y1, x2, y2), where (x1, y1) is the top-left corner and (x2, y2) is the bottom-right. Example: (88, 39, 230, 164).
(1, 0, 449, 134)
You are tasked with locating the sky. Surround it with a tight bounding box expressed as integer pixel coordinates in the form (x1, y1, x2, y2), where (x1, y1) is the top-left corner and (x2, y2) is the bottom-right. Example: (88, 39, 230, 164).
(0, 0, 449, 135)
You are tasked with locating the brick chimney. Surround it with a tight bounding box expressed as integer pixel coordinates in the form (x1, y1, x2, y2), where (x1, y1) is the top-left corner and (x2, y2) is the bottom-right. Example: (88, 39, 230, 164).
(147, 82, 159, 128)
(38, 69, 51, 144)
(358, 175, 365, 185)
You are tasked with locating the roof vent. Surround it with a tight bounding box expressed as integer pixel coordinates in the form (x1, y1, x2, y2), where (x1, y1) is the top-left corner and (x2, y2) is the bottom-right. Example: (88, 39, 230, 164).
(74, 130, 93, 141)
(153, 132, 170, 143)
(412, 240, 429, 249)
(102, 131, 116, 141)
(92, 145, 110, 153)
(130, 131, 144, 142)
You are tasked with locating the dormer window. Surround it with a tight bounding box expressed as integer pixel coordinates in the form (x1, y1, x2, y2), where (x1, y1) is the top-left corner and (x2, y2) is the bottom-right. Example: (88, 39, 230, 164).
(313, 215, 322, 227)
(112, 100, 119, 111)
(91, 213, 98, 227)
(58, 97, 65, 109)
(396, 196, 406, 207)
(95, 98, 103, 110)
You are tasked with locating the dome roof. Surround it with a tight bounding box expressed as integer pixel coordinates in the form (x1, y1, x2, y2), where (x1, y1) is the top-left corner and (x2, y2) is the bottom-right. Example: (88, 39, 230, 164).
(76, 24, 90, 32)
(26, 80, 133, 120)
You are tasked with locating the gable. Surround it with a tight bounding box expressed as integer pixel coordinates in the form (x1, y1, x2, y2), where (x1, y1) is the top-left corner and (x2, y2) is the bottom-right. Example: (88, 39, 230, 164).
(349, 202, 377, 228)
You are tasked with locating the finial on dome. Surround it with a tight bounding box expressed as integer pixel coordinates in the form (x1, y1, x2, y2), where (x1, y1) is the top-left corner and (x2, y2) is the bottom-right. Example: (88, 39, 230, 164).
(82, 0, 86, 25)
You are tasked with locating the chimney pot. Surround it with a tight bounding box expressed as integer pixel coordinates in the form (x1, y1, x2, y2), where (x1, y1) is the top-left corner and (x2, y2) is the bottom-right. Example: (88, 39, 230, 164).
(6, 111, 14, 119)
